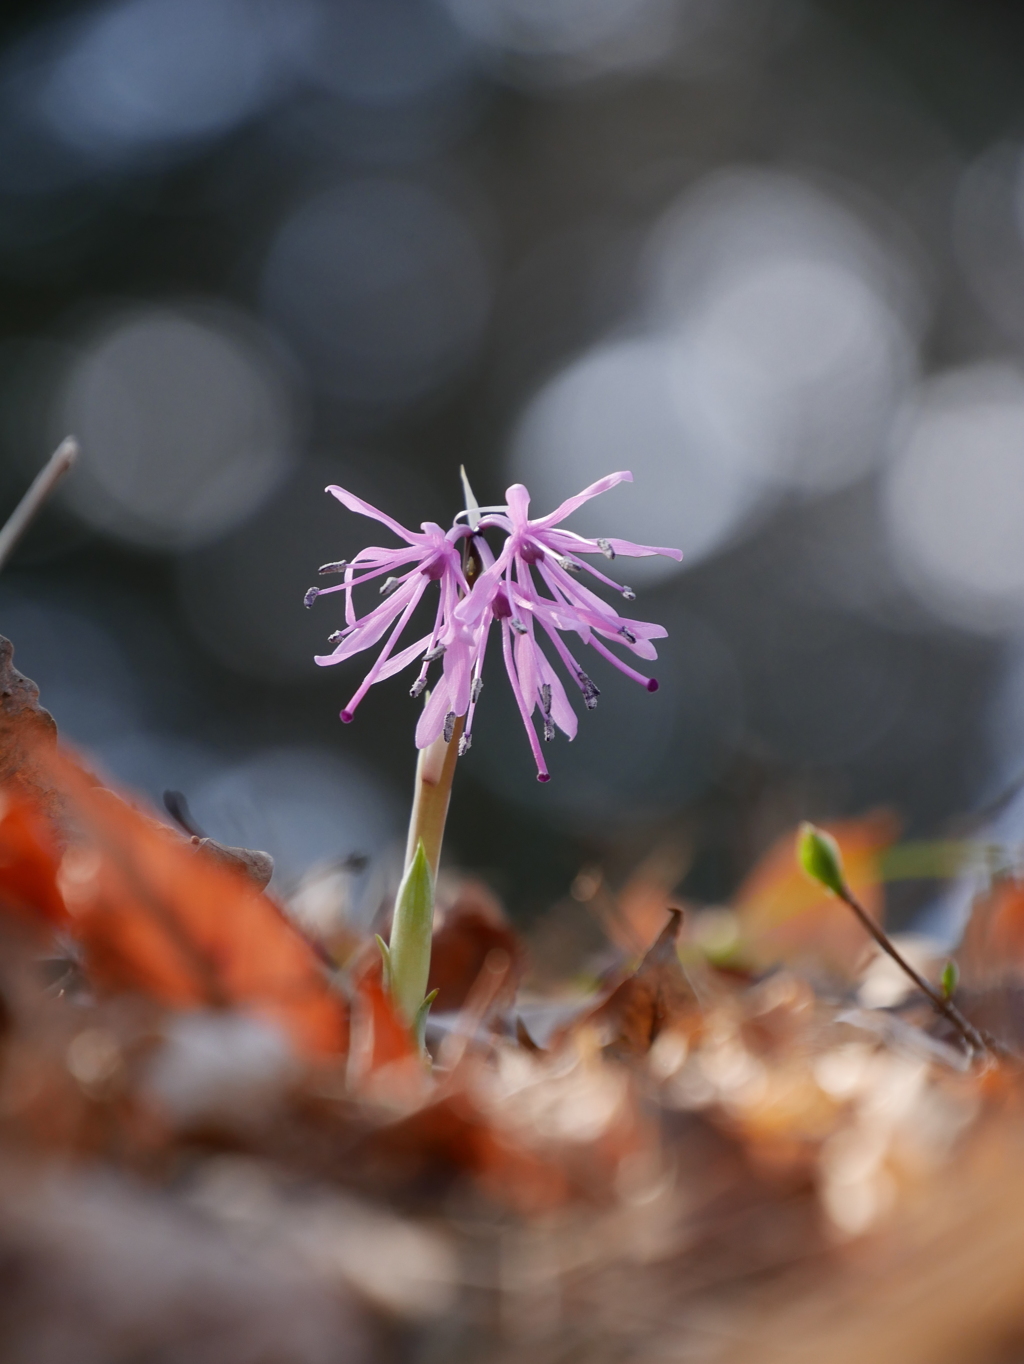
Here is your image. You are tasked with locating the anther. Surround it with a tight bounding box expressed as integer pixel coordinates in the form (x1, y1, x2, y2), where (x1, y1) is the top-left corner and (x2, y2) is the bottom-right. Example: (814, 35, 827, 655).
(409, 676, 427, 698)
(621, 586, 636, 601)
(318, 560, 348, 576)
(620, 626, 637, 644)
(328, 630, 345, 644)
(556, 556, 581, 574)
(423, 642, 446, 663)
(543, 716, 555, 742)
(597, 538, 615, 560)
(303, 586, 320, 608)
(540, 683, 552, 716)
(577, 670, 600, 710)
(471, 677, 483, 703)
(510, 618, 528, 635)
(379, 577, 401, 596)
(458, 733, 473, 756)
(443, 711, 456, 744)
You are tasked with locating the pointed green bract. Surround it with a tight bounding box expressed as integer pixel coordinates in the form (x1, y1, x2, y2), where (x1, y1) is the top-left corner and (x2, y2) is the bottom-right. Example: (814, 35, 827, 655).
(797, 822, 847, 897)
(388, 840, 435, 1025)
(414, 988, 439, 1051)
(375, 935, 392, 991)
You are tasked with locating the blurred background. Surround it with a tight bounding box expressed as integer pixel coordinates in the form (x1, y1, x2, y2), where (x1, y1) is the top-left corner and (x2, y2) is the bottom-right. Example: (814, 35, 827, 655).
(2, 0, 1023, 928)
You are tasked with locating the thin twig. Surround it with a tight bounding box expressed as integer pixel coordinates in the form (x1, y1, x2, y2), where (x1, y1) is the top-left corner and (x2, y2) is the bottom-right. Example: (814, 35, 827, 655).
(0, 437, 79, 572)
(837, 883, 1008, 1059)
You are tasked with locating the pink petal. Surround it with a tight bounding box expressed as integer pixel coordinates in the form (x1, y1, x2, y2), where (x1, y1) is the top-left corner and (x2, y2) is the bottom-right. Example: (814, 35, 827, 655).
(501, 622, 548, 781)
(505, 484, 531, 524)
(415, 682, 451, 749)
(326, 484, 421, 544)
(532, 471, 632, 529)
(313, 577, 423, 665)
(537, 650, 577, 740)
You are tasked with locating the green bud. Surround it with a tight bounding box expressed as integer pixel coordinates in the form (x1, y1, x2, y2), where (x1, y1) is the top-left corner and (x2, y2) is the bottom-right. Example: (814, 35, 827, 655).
(941, 959, 959, 1000)
(388, 840, 435, 1025)
(797, 822, 847, 897)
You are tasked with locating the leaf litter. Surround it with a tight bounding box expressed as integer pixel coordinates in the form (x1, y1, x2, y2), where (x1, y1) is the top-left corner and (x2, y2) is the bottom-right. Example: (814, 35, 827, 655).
(0, 634, 1022, 1363)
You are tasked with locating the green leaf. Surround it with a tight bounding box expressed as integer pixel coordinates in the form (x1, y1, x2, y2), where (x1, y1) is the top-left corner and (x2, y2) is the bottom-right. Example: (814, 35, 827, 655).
(797, 822, 847, 898)
(388, 840, 435, 1025)
(941, 959, 959, 1000)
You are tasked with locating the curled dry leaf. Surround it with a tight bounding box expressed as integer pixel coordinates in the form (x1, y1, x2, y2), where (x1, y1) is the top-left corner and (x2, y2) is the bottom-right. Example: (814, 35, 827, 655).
(733, 812, 899, 979)
(576, 909, 699, 1058)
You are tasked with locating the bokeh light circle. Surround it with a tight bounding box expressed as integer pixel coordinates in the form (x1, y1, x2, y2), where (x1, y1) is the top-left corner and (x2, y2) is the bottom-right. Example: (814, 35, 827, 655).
(38, 0, 307, 158)
(884, 363, 1024, 634)
(57, 303, 296, 551)
(509, 337, 760, 583)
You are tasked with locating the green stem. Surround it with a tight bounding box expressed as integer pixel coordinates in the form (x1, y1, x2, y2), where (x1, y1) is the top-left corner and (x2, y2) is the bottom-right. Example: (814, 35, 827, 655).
(387, 711, 464, 1027)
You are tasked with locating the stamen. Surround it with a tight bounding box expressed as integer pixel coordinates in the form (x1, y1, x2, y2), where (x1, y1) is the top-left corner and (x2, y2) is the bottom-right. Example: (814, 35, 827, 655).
(542, 715, 555, 742)
(471, 677, 483, 703)
(556, 556, 581, 574)
(458, 732, 472, 756)
(577, 670, 600, 710)
(303, 586, 320, 608)
(510, 618, 528, 635)
(379, 577, 401, 596)
(597, 538, 615, 560)
(443, 710, 456, 744)
(409, 676, 427, 698)
(423, 642, 446, 662)
(318, 560, 348, 575)
(621, 586, 636, 601)
(620, 626, 637, 644)
(540, 683, 552, 715)
(328, 630, 345, 644)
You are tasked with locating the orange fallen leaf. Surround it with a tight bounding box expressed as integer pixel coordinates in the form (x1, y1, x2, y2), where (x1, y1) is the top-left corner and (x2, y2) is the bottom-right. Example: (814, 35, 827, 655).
(733, 812, 899, 978)
(1, 746, 348, 1057)
(0, 786, 67, 928)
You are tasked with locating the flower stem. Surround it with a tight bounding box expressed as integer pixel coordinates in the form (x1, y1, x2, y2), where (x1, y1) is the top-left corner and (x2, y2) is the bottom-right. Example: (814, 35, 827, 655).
(387, 520, 478, 1031)
(403, 712, 465, 879)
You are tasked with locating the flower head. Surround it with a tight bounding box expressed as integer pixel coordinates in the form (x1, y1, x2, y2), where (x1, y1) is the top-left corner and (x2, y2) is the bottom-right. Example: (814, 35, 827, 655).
(449, 471, 682, 780)
(309, 472, 681, 782)
(309, 485, 470, 723)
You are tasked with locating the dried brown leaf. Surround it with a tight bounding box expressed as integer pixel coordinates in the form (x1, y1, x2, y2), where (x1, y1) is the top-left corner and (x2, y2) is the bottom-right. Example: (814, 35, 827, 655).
(577, 909, 698, 1058)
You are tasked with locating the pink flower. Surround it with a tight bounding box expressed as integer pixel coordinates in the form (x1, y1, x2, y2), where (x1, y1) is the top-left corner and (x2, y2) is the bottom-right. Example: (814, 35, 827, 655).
(309, 472, 681, 785)
(308, 485, 470, 724)
(447, 471, 682, 781)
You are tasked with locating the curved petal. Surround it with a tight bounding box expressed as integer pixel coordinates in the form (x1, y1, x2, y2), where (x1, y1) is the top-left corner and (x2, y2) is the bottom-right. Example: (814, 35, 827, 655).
(326, 485, 421, 544)
(532, 471, 632, 529)
(505, 484, 531, 526)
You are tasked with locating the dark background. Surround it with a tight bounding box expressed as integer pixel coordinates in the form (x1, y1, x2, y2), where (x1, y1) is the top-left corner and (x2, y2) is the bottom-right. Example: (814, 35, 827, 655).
(2, 0, 1023, 928)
